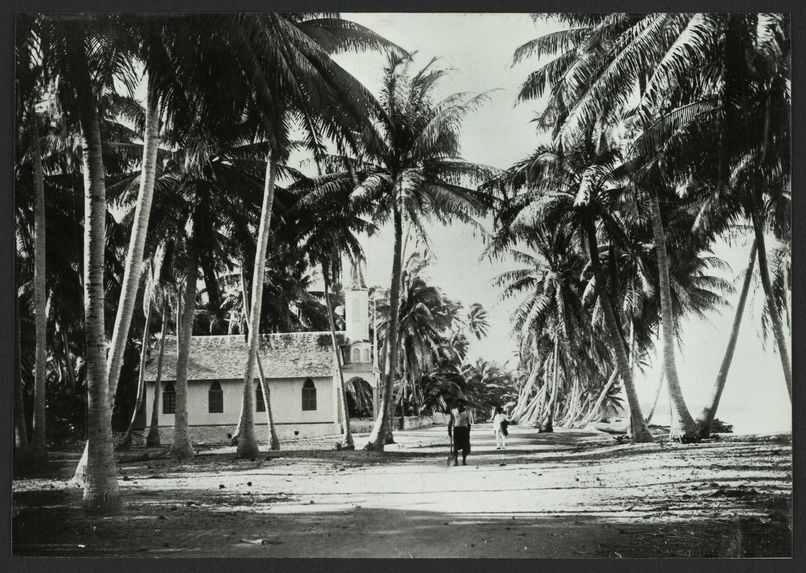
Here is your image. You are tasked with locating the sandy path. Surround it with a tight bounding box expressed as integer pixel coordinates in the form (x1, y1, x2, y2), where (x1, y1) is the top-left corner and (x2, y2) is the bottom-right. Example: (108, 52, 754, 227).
(12, 426, 792, 557)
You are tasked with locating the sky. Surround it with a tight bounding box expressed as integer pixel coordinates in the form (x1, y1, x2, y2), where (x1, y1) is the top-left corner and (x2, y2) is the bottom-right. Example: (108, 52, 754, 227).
(321, 13, 792, 434)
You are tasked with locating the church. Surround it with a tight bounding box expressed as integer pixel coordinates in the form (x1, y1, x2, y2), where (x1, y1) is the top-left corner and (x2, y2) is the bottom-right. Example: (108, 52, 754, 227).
(142, 266, 379, 443)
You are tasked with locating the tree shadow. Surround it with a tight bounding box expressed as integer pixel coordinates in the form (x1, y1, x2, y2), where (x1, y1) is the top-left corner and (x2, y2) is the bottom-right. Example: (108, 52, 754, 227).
(12, 488, 791, 558)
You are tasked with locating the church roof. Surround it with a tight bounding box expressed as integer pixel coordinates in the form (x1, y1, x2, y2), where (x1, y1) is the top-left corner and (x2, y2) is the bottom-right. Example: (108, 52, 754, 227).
(144, 332, 340, 382)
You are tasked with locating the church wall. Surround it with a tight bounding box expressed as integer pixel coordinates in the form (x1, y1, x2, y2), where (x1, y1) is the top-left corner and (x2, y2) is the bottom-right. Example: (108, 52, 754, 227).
(145, 375, 337, 433)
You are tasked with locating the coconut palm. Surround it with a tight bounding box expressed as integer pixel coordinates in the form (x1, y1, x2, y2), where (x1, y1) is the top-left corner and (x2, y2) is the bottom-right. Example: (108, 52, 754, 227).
(520, 13, 791, 406)
(168, 13, 403, 460)
(492, 137, 654, 442)
(695, 241, 757, 437)
(300, 56, 493, 451)
(46, 14, 130, 512)
(288, 166, 378, 450)
(491, 220, 602, 431)
(16, 14, 51, 469)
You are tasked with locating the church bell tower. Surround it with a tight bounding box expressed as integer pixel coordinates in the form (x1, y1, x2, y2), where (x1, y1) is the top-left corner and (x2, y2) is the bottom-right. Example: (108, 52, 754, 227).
(345, 263, 369, 343)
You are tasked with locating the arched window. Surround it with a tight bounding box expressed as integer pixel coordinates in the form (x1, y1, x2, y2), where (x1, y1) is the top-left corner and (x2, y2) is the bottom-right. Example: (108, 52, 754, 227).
(162, 382, 176, 414)
(362, 348, 370, 363)
(302, 378, 317, 411)
(208, 381, 224, 413)
(256, 383, 266, 412)
(352, 348, 361, 363)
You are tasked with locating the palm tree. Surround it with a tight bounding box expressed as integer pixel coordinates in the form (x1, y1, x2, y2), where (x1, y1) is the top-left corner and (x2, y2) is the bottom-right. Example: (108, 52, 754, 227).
(118, 270, 156, 450)
(105, 70, 161, 411)
(55, 16, 124, 512)
(519, 13, 791, 406)
(16, 15, 50, 469)
(236, 260, 281, 451)
(303, 56, 492, 451)
(27, 111, 49, 465)
(695, 241, 757, 437)
(174, 13, 403, 459)
(492, 137, 654, 442)
(13, 292, 31, 467)
(145, 296, 169, 447)
(288, 167, 378, 449)
(491, 221, 602, 431)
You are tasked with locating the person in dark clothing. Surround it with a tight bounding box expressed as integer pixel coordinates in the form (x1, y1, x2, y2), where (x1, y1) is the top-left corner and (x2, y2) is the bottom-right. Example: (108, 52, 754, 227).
(448, 401, 472, 466)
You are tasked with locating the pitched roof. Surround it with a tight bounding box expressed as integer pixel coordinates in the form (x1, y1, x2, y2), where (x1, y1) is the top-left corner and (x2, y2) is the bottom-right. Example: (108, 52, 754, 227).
(144, 332, 339, 382)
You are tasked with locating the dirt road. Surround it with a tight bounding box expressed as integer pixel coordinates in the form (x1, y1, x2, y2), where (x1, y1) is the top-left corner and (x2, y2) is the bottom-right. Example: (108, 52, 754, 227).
(12, 425, 792, 557)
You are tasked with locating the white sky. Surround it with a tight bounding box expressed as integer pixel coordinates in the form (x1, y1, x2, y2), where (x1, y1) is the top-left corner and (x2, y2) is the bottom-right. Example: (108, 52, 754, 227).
(326, 13, 791, 434)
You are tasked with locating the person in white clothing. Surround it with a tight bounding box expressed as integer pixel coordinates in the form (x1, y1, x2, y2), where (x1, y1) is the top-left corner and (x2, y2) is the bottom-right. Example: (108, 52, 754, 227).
(492, 406, 508, 450)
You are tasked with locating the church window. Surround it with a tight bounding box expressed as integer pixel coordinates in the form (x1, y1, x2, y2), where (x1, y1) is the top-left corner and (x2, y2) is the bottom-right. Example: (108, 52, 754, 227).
(163, 382, 176, 414)
(208, 381, 224, 413)
(362, 348, 370, 362)
(302, 378, 317, 411)
(352, 347, 361, 362)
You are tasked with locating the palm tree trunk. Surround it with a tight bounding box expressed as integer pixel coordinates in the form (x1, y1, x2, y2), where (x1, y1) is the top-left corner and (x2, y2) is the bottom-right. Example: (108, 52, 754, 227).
(584, 218, 652, 443)
(171, 245, 197, 459)
(548, 340, 562, 431)
(512, 365, 540, 421)
(580, 368, 618, 426)
(200, 252, 222, 315)
(540, 348, 558, 432)
(120, 293, 153, 448)
(146, 297, 169, 447)
(106, 75, 160, 404)
(645, 367, 664, 425)
(72, 37, 121, 511)
(14, 292, 31, 466)
(73, 76, 161, 482)
(238, 262, 279, 450)
(29, 113, 48, 467)
(695, 240, 757, 436)
(749, 204, 792, 400)
(647, 186, 697, 439)
(531, 357, 552, 426)
(236, 152, 278, 459)
(62, 329, 76, 390)
(521, 385, 545, 424)
(255, 354, 280, 450)
(324, 271, 354, 450)
(366, 204, 404, 451)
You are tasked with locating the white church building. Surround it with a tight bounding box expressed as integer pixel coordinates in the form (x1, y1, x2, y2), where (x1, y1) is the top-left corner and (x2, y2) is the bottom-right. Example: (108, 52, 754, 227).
(142, 267, 379, 443)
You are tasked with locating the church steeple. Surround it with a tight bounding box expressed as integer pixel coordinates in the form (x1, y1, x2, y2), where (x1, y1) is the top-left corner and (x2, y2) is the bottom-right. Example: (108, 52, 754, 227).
(345, 261, 369, 343)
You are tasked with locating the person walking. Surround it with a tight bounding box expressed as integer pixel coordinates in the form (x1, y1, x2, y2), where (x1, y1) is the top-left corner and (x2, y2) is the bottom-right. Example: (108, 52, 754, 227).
(448, 401, 472, 466)
(492, 406, 508, 450)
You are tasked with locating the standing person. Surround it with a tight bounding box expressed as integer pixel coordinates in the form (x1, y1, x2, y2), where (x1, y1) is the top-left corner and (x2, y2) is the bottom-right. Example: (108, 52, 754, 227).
(448, 401, 472, 466)
(492, 406, 508, 450)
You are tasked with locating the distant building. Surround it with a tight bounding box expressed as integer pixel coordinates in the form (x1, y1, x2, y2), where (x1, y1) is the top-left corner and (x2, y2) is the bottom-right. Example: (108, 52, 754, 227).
(142, 264, 379, 443)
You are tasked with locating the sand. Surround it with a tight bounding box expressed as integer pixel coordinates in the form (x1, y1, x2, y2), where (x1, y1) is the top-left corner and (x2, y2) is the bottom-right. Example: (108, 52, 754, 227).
(12, 425, 792, 557)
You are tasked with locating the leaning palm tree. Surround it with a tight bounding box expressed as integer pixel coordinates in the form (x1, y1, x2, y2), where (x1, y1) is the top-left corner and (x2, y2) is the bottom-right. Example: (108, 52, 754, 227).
(491, 221, 599, 431)
(519, 13, 791, 406)
(494, 138, 654, 442)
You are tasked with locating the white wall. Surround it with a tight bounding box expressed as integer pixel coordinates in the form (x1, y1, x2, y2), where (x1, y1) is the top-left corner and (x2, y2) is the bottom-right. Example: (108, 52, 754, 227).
(145, 376, 336, 428)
